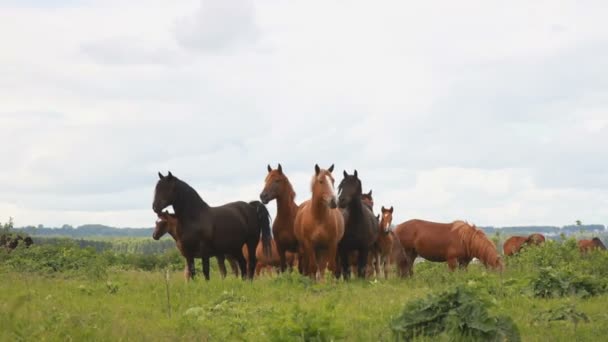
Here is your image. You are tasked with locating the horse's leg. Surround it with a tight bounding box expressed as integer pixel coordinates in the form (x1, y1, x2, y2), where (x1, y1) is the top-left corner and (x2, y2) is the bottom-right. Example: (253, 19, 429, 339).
(277, 245, 288, 273)
(246, 241, 257, 280)
(326, 243, 339, 278)
(216, 255, 227, 279)
(357, 248, 369, 279)
(228, 257, 239, 277)
(202, 256, 210, 280)
(383, 254, 390, 280)
(186, 256, 196, 280)
(339, 248, 351, 280)
(255, 262, 263, 277)
(447, 257, 458, 271)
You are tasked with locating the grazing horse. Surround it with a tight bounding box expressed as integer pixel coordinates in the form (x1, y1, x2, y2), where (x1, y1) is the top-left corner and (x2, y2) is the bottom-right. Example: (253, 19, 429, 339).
(393, 219, 502, 275)
(242, 239, 298, 276)
(336, 170, 379, 279)
(370, 206, 394, 279)
(578, 237, 607, 254)
(153, 211, 240, 278)
(152, 172, 272, 280)
(259, 163, 301, 273)
(503, 233, 546, 256)
(294, 164, 344, 280)
(361, 190, 374, 211)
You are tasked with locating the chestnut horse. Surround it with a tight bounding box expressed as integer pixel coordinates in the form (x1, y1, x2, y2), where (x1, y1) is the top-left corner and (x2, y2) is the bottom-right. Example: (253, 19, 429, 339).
(152, 172, 271, 280)
(393, 219, 502, 275)
(361, 190, 374, 211)
(503, 233, 546, 256)
(153, 211, 240, 278)
(242, 239, 298, 276)
(259, 163, 300, 273)
(370, 206, 394, 279)
(336, 170, 379, 279)
(294, 164, 344, 279)
(578, 237, 607, 253)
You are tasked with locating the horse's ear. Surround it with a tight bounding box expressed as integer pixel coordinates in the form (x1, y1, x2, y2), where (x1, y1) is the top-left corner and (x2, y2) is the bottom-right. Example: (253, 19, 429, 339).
(381, 206, 386, 212)
(315, 164, 320, 175)
(343, 170, 348, 178)
(158, 172, 165, 180)
(167, 171, 174, 179)
(328, 164, 334, 172)
(267, 164, 272, 173)
(376, 214, 380, 221)
(389, 206, 394, 213)
(368, 189, 372, 196)
(278, 163, 283, 174)
(354, 169, 358, 178)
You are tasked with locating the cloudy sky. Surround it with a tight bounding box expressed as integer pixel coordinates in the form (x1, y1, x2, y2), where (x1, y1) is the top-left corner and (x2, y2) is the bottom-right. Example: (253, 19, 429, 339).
(1, 0, 607, 228)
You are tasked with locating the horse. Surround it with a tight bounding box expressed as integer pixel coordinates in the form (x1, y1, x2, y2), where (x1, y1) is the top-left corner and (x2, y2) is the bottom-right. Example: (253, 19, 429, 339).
(393, 219, 502, 275)
(578, 237, 607, 254)
(293, 164, 344, 280)
(503, 233, 546, 256)
(361, 190, 374, 211)
(336, 170, 379, 279)
(370, 206, 394, 279)
(152, 171, 272, 280)
(153, 211, 240, 279)
(259, 163, 301, 273)
(242, 238, 298, 276)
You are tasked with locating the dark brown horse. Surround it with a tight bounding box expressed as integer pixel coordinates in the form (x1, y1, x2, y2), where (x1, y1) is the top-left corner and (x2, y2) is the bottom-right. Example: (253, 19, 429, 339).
(578, 237, 607, 254)
(152, 171, 271, 280)
(259, 163, 301, 273)
(503, 233, 545, 256)
(294, 164, 344, 280)
(153, 211, 240, 279)
(361, 190, 374, 211)
(336, 170, 379, 279)
(393, 219, 502, 275)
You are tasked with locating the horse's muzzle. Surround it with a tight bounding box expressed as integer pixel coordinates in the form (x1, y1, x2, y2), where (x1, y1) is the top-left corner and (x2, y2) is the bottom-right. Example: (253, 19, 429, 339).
(259, 192, 270, 205)
(329, 198, 338, 209)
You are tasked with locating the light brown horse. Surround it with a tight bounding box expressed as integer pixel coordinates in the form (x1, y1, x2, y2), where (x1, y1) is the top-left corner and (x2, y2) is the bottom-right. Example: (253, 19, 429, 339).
(370, 206, 394, 279)
(503, 233, 546, 256)
(294, 164, 344, 279)
(578, 237, 607, 254)
(259, 163, 301, 273)
(153, 211, 240, 279)
(393, 219, 502, 275)
(242, 238, 298, 276)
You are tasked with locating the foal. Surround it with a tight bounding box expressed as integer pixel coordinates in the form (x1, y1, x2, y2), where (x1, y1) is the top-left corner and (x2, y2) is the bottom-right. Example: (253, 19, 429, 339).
(153, 211, 239, 278)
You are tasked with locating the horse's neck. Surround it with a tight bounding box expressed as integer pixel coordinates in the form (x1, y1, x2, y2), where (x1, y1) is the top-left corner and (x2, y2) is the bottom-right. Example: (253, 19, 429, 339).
(276, 193, 298, 220)
(348, 197, 364, 218)
(311, 194, 330, 219)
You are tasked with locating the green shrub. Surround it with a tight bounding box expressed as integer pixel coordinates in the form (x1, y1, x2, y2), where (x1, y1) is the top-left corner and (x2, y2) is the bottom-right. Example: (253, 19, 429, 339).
(529, 267, 606, 298)
(390, 285, 520, 342)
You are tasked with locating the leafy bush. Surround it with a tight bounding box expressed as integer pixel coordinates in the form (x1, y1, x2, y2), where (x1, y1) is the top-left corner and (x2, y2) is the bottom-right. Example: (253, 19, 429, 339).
(529, 267, 606, 298)
(269, 302, 345, 342)
(390, 285, 520, 342)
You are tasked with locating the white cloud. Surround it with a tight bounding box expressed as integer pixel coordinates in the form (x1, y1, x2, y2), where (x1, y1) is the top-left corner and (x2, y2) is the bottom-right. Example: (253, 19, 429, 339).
(1, 0, 607, 228)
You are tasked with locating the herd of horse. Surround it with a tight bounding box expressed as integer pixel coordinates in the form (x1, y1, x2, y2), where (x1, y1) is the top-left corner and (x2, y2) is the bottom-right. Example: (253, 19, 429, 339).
(0, 233, 33, 251)
(152, 165, 607, 281)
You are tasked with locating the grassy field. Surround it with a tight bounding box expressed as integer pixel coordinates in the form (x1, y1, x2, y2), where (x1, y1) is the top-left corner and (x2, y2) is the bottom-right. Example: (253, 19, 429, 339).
(1, 239, 608, 341)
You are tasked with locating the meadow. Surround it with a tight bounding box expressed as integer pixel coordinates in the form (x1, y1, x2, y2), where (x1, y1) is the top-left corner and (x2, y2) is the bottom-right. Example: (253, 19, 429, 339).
(1, 237, 608, 341)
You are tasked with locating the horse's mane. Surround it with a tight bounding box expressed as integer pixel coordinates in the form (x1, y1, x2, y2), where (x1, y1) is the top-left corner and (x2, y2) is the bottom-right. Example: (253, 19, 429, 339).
(592, 237, 607, 250)
(338, 176, 363, 215)
(452, 221, 502, 269)
(173, 178, 209, 218)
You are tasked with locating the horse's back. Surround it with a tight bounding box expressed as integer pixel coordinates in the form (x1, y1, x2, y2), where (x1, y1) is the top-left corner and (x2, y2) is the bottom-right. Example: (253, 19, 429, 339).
(503, 236, 527, 256)
(393, 219, 460, 260)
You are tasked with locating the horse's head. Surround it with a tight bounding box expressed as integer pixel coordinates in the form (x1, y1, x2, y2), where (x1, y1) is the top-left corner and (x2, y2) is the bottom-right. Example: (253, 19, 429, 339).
(592, 237, 607, 250)
(311, 164, 337, 209)
(153, 211, 172, 240)
(338, 170, 362, 209)
(380, 206, 394, 234)
(260, 163, 293, 204)
(23, 236, 33, 247)
(153, 171, 178, 214)
(361, 189, 374, 209)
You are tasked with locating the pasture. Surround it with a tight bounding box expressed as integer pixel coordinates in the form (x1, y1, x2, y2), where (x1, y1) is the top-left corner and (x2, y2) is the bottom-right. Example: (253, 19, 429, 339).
(2, 237, 608, 341)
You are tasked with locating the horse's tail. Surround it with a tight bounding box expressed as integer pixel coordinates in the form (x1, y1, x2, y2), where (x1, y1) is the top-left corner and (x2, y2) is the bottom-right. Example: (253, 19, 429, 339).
(249, 201, 272, 258)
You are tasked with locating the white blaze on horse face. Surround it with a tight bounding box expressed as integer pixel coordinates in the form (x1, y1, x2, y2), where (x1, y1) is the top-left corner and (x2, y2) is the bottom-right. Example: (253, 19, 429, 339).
(325, 175, 335, 195)
(382, 213, 391, 230)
